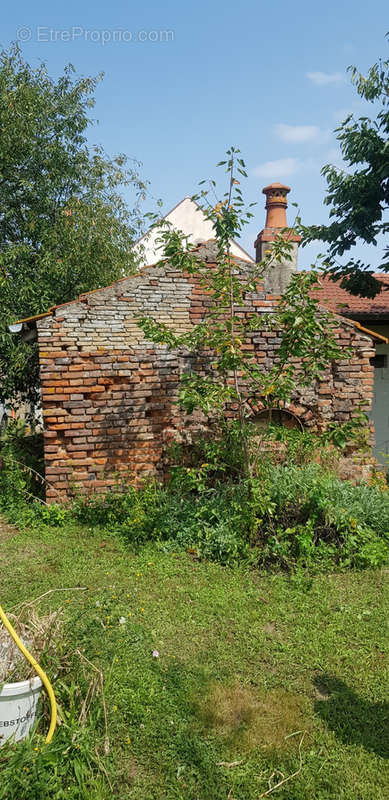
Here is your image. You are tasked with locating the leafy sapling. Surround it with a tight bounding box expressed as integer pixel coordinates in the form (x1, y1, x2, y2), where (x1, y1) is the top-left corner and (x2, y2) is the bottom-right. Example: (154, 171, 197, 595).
(137, 148, 348, 481)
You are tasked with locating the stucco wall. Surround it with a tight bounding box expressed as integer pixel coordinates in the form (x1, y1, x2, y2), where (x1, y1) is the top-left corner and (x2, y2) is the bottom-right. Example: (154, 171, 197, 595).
(133, 197, 254, 266)
(36, 246, 376, 501)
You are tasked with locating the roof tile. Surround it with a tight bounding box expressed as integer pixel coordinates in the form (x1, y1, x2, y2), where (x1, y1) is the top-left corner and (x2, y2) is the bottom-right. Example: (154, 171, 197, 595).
(312, 273, 389, 316)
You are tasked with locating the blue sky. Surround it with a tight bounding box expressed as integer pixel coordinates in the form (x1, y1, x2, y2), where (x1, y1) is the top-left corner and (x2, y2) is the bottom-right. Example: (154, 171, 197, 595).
(1, 0, 387, 267)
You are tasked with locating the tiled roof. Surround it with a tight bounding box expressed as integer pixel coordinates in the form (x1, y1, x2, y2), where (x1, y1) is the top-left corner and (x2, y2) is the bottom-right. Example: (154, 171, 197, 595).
(313, 273, 389, 318)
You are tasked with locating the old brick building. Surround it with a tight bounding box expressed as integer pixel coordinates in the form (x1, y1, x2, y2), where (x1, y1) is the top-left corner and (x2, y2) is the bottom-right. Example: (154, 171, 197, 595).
(14, 184, 385, 500)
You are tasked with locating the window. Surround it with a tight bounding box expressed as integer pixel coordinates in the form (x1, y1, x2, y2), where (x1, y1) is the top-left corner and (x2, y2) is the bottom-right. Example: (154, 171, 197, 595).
(370, 354, 388, 369)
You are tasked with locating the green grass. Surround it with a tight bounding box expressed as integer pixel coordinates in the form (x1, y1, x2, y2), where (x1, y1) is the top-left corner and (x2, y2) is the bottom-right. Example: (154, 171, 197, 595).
(0, 517, 388, 798)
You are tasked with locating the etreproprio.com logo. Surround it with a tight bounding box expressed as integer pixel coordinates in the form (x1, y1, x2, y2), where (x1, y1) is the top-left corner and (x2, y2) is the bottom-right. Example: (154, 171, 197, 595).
(16, 26, 175, 45)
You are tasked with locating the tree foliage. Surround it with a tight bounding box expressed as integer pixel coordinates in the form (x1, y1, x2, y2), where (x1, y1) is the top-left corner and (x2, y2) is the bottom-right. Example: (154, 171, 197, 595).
(300, 39, 389, 298)
(0, 45, 150, 405)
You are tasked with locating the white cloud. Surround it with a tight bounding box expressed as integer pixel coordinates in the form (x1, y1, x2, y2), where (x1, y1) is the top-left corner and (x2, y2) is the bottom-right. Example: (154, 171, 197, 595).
(274, 123, 320, 143)
(306, 71, 344, 86)
(253, 158, 300, 179)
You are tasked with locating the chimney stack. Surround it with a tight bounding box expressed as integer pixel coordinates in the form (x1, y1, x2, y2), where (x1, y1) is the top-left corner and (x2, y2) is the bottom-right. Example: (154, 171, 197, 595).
(254, 182, 301, 294)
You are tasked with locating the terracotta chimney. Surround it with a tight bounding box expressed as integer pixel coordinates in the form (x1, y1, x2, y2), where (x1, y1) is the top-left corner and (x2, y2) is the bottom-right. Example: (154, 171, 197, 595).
(254, 182, 301, 294)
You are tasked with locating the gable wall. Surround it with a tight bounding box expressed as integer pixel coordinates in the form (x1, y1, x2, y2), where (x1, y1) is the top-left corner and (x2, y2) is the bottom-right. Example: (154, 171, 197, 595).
(36, 260, 376, 501)
(133, 197, 255, 266)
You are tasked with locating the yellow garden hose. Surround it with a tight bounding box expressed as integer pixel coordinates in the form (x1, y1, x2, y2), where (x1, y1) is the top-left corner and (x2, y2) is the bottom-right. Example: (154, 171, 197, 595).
(0, 604, 57, 743)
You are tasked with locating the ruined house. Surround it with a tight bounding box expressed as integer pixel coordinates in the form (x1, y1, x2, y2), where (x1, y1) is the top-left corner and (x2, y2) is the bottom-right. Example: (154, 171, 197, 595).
(13, 183, 387, 500)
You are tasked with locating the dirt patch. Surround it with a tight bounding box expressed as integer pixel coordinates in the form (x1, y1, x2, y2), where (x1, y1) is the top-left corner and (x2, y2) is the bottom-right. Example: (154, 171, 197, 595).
(122, 755, 139, 781)
(195, 682, 310, 752)
(0, 515, 19, 543)
(314, 681, 331, 701)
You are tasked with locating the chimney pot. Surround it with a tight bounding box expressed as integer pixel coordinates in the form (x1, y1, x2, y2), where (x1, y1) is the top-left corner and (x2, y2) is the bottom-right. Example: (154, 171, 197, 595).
(262, 182, 290, 229)
(254, 181, 301, 293)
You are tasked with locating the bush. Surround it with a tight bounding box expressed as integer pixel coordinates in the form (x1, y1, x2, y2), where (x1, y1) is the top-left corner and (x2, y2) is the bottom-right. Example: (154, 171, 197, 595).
(70, 462, 389, 571)
(0, 421, 45, 506)
(0, 421, 72, 527)
(73, 481, 251, 565)
(1, 424, 388, 572)
(255, 463, 389, 569)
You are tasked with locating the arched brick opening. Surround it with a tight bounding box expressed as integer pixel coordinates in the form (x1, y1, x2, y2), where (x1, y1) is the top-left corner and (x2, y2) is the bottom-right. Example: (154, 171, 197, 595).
(245, 399, 314, 431)
(250, 407, 304, 431)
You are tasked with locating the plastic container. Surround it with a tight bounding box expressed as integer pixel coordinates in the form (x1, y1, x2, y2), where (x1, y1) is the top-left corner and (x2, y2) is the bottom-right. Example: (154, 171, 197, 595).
(0, 676, 42, 743)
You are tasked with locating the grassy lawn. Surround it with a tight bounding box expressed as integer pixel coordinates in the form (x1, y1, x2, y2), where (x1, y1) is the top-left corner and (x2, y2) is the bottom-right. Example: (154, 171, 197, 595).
(0, 517, 388, 799)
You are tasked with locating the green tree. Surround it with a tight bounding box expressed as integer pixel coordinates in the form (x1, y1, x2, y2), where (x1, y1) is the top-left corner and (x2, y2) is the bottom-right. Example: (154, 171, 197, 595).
(300, 40, 389, 298)
(0, 45, 150, 406)
(137, 149, 345, 482)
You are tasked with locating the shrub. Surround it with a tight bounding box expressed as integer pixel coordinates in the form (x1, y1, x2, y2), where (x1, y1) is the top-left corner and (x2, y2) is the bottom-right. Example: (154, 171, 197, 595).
(256, 463, 389, 569)
(0, 421, 72, 527)
(0, 420, 45, 506)
(1, 425, 388, 572)
(70, 462, 389, 571)
(73, 480, 251, 565)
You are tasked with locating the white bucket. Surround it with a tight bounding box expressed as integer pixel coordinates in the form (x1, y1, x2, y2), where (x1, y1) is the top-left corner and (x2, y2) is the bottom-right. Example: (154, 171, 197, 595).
(0, 676, 42, 743)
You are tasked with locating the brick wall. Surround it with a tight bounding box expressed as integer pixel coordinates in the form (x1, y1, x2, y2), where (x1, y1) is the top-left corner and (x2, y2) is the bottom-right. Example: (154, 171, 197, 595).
(36, 245, 376, 500)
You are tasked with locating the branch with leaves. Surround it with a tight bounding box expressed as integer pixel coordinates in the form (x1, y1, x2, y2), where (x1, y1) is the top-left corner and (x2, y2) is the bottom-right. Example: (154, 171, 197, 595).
(137, 148, 347, 479)
(299, 37, 389, 298)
